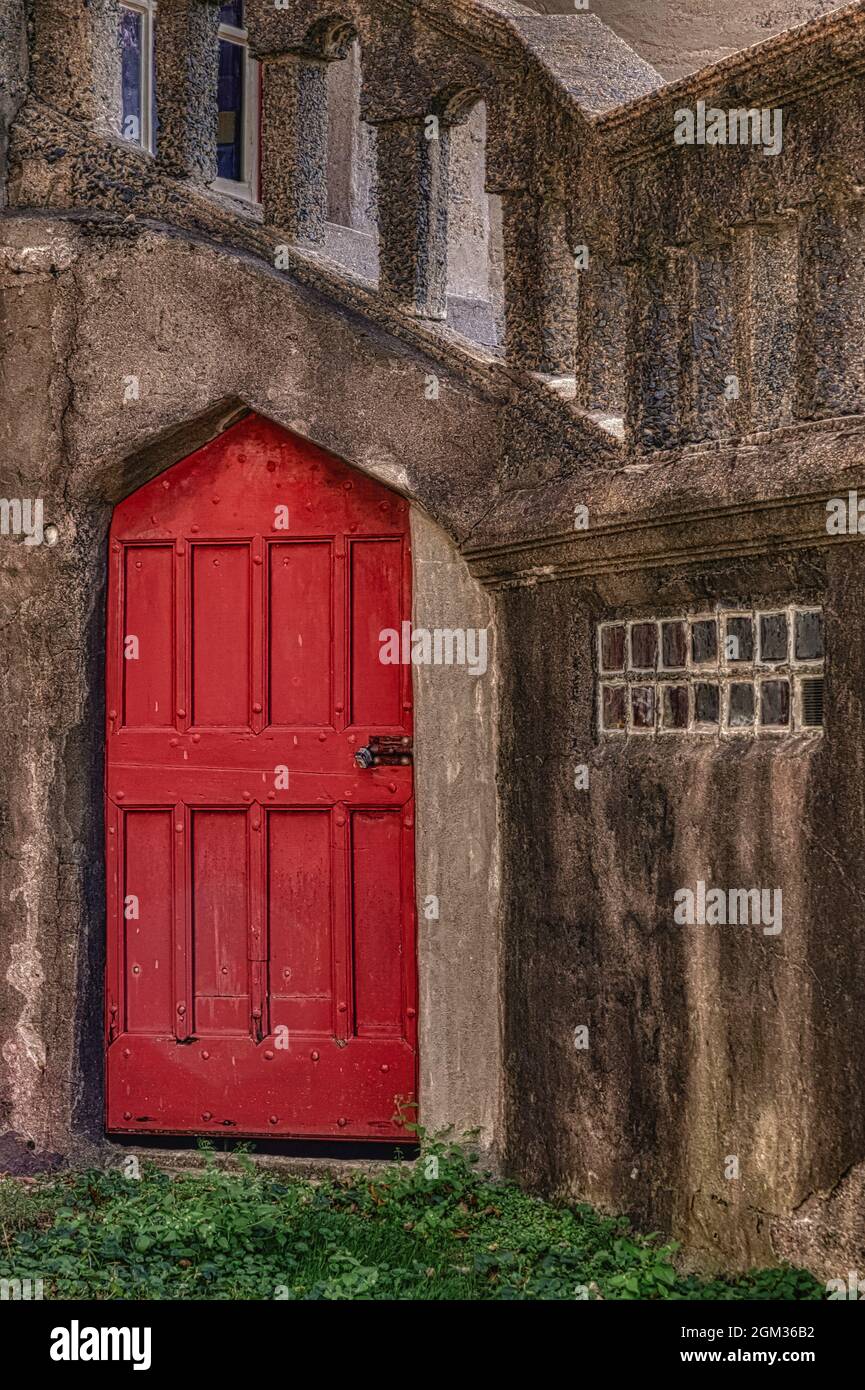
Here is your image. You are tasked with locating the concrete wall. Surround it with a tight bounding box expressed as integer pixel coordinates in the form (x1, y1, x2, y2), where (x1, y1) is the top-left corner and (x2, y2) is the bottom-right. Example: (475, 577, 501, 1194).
(499, 547, 865, 1276)
(412, 509, 501, 1145)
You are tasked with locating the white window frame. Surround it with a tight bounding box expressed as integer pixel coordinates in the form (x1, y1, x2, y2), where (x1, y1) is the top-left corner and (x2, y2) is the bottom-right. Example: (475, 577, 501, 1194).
(119, 0, 156, 155)
(212, 17, 260, 204)
(117, 2, 260, 201)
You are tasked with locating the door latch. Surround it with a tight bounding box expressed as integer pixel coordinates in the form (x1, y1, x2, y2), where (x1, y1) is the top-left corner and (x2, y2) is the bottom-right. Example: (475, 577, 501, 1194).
(355, 735, 412, 768)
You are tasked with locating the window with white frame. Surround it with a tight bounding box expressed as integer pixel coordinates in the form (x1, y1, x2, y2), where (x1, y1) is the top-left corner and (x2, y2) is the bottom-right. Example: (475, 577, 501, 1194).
(119, 0, 156, 153)
(117, 1, 259, 200)
(214, 2, 259, 200)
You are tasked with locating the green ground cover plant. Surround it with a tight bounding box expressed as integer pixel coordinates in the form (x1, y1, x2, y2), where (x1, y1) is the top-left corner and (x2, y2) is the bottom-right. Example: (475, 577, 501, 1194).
(0, 1135, 823, 1301)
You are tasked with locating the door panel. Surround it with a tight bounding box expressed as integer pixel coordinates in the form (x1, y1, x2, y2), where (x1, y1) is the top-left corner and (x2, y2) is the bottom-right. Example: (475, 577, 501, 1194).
(122, 546, 174, 727)
(350, 538, 404, 726)
(191, 545, 251, 728)
(267, 809, 334, 1035)
(268, 542, 333, 726)
(105, 413, 417, 1139)
(192, 809, 250, 1035)
(352, 810, 406, 1038)
(123, 810, 174, 1035)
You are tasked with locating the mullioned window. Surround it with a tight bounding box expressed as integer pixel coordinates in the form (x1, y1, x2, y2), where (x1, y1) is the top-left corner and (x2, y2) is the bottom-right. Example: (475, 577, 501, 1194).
(598, 607, 824, 738)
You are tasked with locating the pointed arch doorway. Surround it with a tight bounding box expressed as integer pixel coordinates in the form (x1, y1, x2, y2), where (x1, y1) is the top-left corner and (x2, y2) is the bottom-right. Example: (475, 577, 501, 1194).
(105, 413, 418, 1139)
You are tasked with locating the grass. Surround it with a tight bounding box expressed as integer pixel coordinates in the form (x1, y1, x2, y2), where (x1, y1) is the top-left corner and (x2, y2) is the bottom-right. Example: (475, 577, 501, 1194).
(0, 1135, 824, 1301)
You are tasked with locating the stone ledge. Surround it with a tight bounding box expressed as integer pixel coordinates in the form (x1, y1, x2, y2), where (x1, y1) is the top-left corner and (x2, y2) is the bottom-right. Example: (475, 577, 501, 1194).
(463, 416, 865, 582)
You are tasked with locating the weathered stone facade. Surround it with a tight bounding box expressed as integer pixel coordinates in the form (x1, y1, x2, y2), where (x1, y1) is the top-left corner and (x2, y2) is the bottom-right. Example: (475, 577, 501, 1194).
(533, 1, 845, 81)
(2, 0, 865, 1277)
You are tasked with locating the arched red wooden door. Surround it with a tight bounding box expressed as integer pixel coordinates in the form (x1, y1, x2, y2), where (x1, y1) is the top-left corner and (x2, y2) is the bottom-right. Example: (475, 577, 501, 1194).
(105, 414, 417, 1139)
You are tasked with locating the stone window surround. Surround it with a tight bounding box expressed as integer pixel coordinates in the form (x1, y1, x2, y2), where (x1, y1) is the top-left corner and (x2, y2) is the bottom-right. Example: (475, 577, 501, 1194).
(597, 605, 825, 739)
(118, 0, 261, 202)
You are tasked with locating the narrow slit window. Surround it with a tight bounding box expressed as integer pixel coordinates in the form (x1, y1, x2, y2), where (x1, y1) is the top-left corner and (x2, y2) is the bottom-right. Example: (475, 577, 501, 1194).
(217, 37, 244, 181)
(119, 1, 156, 153)
(120, 7, 143, 143)
(214, 2, 259, 200)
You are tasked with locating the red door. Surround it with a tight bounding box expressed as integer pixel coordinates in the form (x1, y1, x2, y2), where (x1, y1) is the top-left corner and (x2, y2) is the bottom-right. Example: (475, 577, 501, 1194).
(105, 414, 417, 1139)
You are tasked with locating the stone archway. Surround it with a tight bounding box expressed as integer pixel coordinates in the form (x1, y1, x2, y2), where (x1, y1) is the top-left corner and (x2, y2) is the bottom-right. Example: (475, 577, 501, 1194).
(0, 216, 503, 1166)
